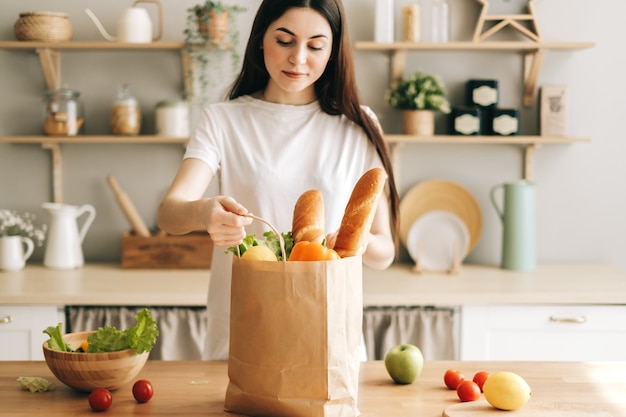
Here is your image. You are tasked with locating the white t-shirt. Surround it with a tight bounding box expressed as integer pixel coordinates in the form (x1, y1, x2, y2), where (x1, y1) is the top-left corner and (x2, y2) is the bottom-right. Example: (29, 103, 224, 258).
(184, 95, 383, 360)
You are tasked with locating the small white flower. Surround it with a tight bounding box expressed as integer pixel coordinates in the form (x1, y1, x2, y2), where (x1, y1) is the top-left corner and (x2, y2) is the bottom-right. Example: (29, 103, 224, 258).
(0, 209, 47, 247)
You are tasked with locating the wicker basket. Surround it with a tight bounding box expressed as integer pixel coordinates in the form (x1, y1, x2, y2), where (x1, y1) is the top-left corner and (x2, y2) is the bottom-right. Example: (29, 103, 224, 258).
(14, 11, 73, 42)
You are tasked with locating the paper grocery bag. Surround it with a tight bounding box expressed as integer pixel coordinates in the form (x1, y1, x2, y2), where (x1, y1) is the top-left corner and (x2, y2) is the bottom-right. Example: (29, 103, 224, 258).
(224, 255, 363, 417)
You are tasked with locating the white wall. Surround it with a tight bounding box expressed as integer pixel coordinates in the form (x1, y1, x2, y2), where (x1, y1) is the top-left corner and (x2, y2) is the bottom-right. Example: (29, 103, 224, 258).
(1, 0, 624, 272)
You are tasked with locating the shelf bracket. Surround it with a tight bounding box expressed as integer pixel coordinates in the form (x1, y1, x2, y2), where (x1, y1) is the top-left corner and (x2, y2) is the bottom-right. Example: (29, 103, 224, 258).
(36, 48, 61, 91)
(390, 50, 407, 82)
(523, 49, 544, 107)
(41, 142, 63, 203)
(523, 143, 537, 181)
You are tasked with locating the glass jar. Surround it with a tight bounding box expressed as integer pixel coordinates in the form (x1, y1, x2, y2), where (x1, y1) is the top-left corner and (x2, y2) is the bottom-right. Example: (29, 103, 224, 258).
(111, 84, 141, 135)
(42, 88, 84, 136)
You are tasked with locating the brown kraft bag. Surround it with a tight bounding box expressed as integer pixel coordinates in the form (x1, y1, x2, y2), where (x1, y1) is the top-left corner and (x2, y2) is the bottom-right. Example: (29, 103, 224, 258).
(224, 255, 363, 417)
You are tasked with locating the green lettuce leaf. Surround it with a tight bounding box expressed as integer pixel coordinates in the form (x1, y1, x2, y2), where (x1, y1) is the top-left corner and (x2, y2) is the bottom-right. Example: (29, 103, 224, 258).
(43, 323, 72, 352)
(124, 308, 159, 354)
(87, 308, 159, 354)
(224, 234, 259, 257)
(264, 231, 294, 261)
(17, 376, 55, 393)
(87, 325, 128, 353)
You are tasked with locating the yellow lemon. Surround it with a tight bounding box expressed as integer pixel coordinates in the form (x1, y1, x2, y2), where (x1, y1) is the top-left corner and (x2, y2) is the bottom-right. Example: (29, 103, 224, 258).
(483, 371, 531, 411)
(241, 245, 278, 261)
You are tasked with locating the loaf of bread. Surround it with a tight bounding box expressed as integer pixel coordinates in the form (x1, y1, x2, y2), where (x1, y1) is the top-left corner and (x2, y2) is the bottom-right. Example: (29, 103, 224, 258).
(334, 168, 387, 258)
(292, 189, 325, 243)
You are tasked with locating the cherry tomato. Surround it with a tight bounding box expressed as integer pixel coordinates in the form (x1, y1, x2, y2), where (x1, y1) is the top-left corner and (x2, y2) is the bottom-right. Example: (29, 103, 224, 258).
(456, 380, 481, 402)
(444, 369, 465, 390)
(89, 388, 112, 411)
(472, 371, 491, 392)
(132, 379, 154, 403)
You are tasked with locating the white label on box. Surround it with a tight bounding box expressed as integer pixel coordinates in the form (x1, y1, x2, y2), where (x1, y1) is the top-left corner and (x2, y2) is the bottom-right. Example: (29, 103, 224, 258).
(540, 85, 568, 136)
(473, 86, 498, 107)
(493, 114, 518, 135)
(455, 114, 480, 134)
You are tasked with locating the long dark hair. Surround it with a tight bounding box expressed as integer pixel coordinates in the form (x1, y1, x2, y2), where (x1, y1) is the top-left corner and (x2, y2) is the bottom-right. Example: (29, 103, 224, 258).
(229, 0, 400, 250)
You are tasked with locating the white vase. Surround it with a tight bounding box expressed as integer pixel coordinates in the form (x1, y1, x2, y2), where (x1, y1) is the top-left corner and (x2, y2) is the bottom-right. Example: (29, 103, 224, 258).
(0, 236, 34, 271)
(374, 0, 394, 43)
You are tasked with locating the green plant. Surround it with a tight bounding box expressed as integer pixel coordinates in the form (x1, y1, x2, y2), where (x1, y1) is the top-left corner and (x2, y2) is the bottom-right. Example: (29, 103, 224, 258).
(0, 209, 47, 247)
(386, 71, 451, 113)
(183, 1, 246, 104)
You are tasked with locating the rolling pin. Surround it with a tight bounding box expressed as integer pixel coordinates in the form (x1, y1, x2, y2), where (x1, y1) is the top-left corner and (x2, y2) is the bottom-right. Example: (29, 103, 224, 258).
(106, 175, 152, 237)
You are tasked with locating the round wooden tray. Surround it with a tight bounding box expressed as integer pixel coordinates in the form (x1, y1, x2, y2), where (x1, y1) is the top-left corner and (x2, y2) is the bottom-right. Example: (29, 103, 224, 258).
(399, 179, 483, 253)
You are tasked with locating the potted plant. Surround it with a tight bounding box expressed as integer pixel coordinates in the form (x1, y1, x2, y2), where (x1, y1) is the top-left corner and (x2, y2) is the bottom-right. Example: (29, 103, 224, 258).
(386, 71, 451, 135)
(183, 1, 246, 104)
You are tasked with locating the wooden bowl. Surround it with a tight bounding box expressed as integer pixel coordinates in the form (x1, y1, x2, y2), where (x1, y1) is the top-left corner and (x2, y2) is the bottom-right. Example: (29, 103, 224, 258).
(42, 331, 149, 392)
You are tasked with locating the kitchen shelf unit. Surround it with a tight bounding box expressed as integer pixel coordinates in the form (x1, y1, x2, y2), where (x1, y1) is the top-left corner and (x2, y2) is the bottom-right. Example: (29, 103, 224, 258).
(354, 40, 595, 181)
(0, 41, 202, 203)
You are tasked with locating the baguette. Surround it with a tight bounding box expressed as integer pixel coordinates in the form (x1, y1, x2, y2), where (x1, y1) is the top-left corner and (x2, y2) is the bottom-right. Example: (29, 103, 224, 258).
(334, 168, 387, 258)
(292, 189, 325, 243)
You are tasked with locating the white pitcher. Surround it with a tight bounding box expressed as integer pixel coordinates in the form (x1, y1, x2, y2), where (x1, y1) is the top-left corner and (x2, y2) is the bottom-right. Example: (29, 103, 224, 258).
(42, 203, 96, 270)
(0, 236, 34, 271)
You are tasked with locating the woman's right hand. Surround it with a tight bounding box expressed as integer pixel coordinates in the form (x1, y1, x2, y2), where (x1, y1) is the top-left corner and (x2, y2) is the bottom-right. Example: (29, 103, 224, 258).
(203, 196, 253, 247)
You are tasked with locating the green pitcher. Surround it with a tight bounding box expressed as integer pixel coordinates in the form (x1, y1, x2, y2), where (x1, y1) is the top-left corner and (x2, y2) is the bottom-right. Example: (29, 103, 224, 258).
(490, 181, 536, 271)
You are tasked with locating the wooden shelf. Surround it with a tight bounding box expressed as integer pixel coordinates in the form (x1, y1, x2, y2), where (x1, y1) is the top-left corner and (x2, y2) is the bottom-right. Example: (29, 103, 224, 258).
(385, 135, 590, 182)
(0, 135, 188, 144)
(355, 40, 595, 106)
(354, 41, 595, 52)
(0, 41, 185, 50)
(384, 135, 590, 145)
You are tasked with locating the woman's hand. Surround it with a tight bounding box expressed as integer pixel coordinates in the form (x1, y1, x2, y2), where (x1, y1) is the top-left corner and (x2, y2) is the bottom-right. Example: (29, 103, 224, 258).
(203, 196, 253, 247)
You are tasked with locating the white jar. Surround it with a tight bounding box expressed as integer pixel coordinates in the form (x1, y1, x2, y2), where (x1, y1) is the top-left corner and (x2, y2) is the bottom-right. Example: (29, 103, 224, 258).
(155, 100, 190, 138)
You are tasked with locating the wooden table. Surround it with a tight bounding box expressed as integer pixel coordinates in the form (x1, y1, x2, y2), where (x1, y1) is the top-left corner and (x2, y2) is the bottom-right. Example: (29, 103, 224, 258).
(2, 360, 625, 416)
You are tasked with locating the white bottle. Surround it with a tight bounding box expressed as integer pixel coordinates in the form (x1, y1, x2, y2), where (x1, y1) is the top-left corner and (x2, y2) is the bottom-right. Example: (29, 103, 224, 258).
(374, 0, 394, 43)
(431, 0, 450, 43)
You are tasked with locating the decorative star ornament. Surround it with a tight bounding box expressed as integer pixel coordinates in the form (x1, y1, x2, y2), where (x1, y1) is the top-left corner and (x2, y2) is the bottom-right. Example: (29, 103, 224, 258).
(473, 0, 542, 42)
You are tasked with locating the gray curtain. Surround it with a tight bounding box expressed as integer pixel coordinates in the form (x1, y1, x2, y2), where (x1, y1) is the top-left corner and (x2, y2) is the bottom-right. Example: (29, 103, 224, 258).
(363, 306, 456, 360)
(66, 306, 207, 361)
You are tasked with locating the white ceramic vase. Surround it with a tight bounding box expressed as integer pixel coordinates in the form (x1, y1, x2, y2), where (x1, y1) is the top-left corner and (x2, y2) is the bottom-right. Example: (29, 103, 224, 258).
(0, 235, 34, 271)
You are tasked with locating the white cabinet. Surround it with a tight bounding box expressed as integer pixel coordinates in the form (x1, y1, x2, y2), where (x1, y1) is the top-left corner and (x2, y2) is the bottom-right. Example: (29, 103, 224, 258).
(460, 304, 626, 361)
(0, 305, 65, 360)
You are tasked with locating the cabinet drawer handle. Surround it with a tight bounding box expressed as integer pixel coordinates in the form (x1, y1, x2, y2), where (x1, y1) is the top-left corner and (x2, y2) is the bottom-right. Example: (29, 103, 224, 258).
(549, 315, 587, 324)
(0, 315, 13, 324)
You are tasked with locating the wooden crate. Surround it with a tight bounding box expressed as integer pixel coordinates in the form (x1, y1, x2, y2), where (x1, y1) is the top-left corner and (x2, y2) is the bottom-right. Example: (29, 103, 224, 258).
(121, 231, 213, 269)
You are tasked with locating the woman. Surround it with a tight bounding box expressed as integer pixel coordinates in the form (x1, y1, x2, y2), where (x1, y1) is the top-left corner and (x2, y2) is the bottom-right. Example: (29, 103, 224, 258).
(157, 0, 399, 360)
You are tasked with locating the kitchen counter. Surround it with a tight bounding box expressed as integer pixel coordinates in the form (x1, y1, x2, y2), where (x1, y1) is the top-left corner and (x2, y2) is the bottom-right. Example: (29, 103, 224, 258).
(1, 263, 626, 307)
(1, 360, 625, 416)
(0, 264, 209, 306)
(363, 263, 626, 306)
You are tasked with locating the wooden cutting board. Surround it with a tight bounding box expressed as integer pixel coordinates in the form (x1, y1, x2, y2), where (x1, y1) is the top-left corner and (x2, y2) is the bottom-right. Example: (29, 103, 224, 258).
(443, 399, 613, 417)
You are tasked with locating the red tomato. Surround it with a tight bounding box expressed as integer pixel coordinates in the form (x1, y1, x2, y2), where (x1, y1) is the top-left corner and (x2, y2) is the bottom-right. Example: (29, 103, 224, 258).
(89, 388, 112, 411)
(472, 371, 491, 392)
(443, 369, 465, 390)
(456, 380, 481, 402)
(132, 379, 154, 403)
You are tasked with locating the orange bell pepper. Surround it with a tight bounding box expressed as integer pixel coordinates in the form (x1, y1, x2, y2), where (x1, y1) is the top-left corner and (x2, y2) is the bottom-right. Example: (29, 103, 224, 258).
(288, 241, 340, 261)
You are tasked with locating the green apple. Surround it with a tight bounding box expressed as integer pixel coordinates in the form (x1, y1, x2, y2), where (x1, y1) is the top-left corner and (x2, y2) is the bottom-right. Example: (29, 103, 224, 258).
(384, 343, 424, 384)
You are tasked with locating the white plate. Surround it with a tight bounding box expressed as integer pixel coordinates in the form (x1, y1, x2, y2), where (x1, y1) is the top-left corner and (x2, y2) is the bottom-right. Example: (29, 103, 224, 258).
(406, 210, 470, 271)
